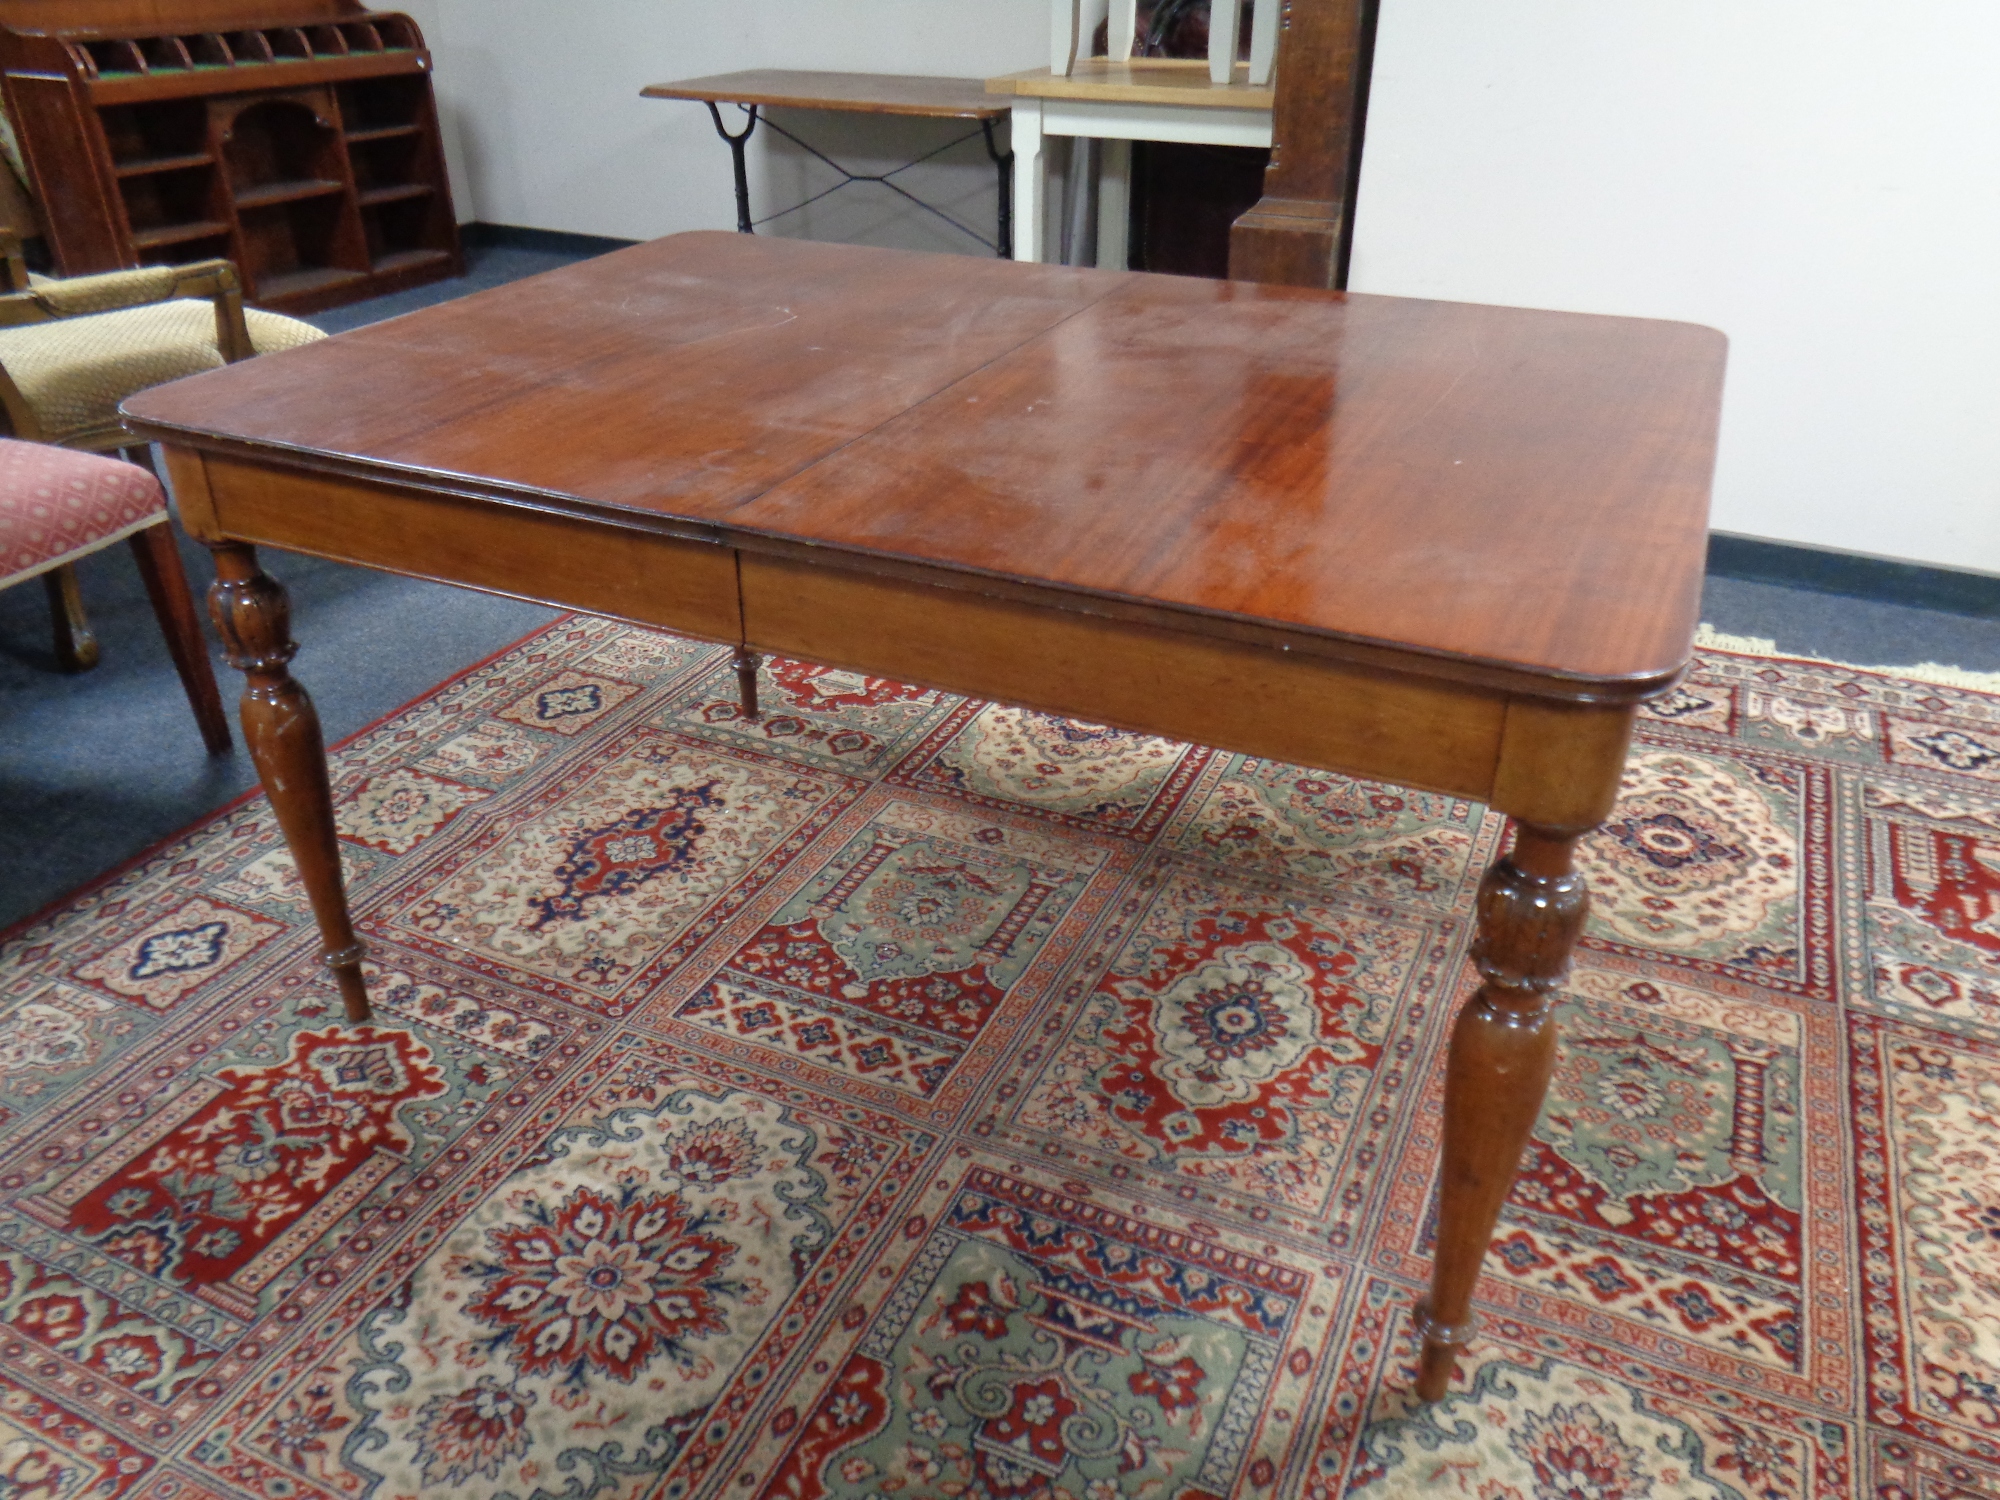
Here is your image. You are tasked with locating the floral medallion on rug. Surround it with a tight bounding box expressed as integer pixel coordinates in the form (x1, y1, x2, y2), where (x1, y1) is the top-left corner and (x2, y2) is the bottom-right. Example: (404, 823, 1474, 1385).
(3, 617, 1998, 1500)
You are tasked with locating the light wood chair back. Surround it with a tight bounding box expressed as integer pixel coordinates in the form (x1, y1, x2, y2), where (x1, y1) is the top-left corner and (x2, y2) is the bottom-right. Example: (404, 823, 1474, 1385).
(1052, 0, 1276, 84)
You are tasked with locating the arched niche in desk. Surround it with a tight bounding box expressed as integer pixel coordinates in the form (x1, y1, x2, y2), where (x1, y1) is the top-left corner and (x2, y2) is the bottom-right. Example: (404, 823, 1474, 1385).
(219, 93, 370, 305)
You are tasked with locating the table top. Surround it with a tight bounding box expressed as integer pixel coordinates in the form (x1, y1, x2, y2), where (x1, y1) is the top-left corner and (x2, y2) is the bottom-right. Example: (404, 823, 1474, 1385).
(641, 69, 1008, 120)
(987, 59, 1275, 110)
(125, 233, 1724, 700)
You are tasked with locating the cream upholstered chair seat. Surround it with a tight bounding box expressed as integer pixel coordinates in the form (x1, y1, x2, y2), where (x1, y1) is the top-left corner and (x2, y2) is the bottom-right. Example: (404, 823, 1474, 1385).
(1, 266, 321, 449)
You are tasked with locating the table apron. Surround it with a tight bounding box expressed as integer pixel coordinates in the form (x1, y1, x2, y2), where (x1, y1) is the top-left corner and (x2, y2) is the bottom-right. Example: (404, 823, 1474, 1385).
(1030, 97, 1273, 147)
(739, 551, 1508, 803)
(181, 453, 740, 645)
(165, 448, 1638, 827)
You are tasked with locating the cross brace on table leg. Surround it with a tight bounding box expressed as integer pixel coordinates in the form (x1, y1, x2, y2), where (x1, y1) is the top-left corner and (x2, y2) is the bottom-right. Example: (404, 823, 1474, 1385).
(719, 108, 1009, 256)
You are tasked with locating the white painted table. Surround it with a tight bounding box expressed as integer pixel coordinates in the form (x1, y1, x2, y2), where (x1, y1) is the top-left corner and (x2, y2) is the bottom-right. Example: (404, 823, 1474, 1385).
(986, 60, 1274, 267)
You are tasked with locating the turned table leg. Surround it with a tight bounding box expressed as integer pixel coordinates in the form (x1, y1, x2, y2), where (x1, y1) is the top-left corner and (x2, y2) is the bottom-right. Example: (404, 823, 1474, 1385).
(207, 543, 370, 1023)
(733, 644, 762, 720)
(1414, 821, 1588, 1400)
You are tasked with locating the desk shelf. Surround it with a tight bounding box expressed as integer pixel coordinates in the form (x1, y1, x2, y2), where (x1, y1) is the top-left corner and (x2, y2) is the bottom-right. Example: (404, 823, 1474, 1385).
(0, 0, 461, 312)
(115, 150, 215, 178)
(357, 182, 431, 207)
(256, 264, 367, 300)
(370, 245, 451, 275)
(235, 178, 347, 210)
(344, 121, 420, 144)
(129, 219, 231, 251)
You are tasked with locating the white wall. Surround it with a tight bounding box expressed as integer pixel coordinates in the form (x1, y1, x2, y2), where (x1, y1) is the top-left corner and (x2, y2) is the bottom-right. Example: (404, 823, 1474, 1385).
(415, 0, 1047, 252)
(1347, 1, 2000, 573)
(411, 0, 2000, 573)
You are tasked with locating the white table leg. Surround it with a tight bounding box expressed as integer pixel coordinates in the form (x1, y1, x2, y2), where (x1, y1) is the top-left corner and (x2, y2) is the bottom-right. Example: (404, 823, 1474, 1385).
(1097, 136, 1130, 270)
(1012, 100, 1046, 262)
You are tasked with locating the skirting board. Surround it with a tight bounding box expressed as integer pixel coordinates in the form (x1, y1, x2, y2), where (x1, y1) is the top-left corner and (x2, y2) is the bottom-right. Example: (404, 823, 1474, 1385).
(463, 222, 640, 257)
(1708, 532, 2000, 620)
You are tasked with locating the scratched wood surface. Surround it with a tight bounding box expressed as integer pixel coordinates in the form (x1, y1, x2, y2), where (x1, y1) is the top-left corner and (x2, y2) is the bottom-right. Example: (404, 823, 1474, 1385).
(125, 232, 1725, 697)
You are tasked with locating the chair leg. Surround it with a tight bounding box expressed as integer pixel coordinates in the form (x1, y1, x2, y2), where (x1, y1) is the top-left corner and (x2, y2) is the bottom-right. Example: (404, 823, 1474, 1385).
(129, 521, 231, 754)
(44, 563, 99, 672)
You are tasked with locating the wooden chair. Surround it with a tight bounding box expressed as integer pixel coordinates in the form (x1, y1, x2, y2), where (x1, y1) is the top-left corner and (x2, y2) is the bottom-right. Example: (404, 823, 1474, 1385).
(0, 230, 324, 452)
(0, 228, 323, 744)
(0, 436, 230, 749)
(1004, 0, 1280, 266)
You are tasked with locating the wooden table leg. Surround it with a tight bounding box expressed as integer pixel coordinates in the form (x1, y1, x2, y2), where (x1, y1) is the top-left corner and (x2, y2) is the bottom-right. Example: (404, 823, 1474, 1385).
(733, 644, 762, 719)
(207, 542, 371, 1023)
(1414, 821, 1587, 1400)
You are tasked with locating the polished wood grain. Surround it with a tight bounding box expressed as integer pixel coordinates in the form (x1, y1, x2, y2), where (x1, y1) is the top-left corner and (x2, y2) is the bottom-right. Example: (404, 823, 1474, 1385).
(0, 0, 356, 32)
(125, 233, 1725, 1405)
(132, 237, 1121, 524)
(128, 233, 1722, 698)
(987, 58, 1275, 110)
(732, 646, 762, 720)
(642, 70, 1010, 121)
(728, 278, 1721, 698)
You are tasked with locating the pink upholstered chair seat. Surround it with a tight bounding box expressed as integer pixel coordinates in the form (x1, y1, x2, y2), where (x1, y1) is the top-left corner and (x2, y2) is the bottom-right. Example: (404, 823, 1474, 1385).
(0, 436, 229, 752)
(0, 436, 166, 589)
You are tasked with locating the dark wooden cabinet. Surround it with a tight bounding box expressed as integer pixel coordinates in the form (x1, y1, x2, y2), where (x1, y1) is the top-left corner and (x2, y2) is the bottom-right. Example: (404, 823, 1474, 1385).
(0, 0, 461, 312)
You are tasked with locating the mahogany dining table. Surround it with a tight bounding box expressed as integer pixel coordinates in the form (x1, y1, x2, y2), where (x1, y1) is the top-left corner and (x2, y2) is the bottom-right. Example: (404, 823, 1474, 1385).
(121, 232, 1726, 1402)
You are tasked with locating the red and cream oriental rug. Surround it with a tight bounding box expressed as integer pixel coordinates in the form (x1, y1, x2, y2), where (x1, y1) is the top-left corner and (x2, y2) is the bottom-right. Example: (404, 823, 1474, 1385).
(3, 616, 1998, 1500)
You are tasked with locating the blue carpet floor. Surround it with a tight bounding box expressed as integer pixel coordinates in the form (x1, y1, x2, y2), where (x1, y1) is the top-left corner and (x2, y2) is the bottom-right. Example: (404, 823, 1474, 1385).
(4, 240, 1997, 930)
(1701, 573, 2000, 672)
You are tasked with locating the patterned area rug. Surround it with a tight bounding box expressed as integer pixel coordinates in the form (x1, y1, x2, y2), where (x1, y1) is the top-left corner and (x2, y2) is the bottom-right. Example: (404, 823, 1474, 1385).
(3, 615, 1998, 1500)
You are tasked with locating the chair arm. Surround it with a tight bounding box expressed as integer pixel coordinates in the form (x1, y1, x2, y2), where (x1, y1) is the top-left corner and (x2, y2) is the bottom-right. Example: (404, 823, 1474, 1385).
(0, 258, 255, 362)
(19, 263, 188, 316)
